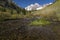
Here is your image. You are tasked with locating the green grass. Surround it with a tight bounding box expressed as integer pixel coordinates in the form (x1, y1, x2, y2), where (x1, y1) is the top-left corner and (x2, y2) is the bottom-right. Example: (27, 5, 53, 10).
(30, 18, 51, 26)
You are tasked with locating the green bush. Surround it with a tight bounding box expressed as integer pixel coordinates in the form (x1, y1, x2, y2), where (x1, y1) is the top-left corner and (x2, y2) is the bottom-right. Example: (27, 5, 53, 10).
(10, 10, 14, 14)
(0, 12, 11, 21)
(0, 7, 6, 12)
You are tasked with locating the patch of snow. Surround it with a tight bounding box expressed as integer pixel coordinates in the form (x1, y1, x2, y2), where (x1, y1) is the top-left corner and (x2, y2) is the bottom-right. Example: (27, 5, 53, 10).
(36, 7, 44, 10)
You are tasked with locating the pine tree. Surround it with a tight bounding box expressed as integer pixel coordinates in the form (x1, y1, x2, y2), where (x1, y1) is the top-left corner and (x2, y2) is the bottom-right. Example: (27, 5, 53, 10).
(23, 9, 26, 15)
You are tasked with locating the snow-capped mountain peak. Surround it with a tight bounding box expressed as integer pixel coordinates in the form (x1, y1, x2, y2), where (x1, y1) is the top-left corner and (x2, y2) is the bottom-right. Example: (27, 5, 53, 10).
(25, 3, 53, 11)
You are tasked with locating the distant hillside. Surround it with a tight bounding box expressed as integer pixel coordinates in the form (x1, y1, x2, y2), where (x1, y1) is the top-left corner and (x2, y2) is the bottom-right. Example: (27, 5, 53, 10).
(32, 0, 60, 21)
(0, 0, 28, 21)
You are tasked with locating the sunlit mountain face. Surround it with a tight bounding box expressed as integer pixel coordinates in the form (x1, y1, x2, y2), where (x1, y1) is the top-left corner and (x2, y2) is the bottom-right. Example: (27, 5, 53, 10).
(13, 0, 55, 8)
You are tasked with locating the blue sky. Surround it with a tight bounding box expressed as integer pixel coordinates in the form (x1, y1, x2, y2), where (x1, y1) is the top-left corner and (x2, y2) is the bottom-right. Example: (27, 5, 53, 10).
(13, 0, 55, 8)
